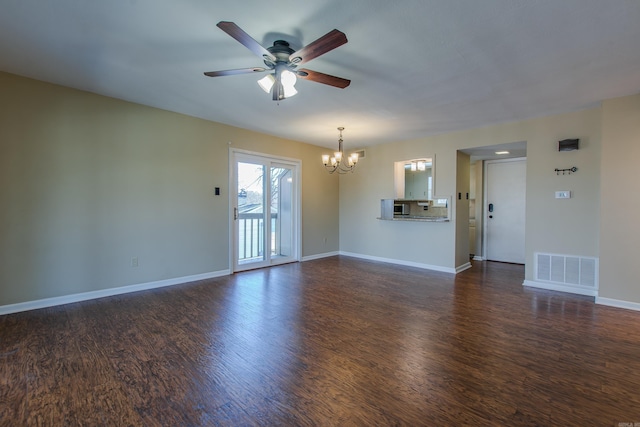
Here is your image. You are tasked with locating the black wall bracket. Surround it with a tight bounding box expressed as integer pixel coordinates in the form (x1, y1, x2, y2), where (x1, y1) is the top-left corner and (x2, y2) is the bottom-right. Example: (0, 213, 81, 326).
(555, 166, 578, 175)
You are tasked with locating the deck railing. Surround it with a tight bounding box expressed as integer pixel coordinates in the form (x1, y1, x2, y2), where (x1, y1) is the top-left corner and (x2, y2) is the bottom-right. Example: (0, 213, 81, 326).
(237, 213, 277, 262)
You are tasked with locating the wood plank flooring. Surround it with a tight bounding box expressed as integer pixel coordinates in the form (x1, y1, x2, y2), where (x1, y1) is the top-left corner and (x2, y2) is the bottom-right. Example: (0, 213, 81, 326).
(2, 256, 640, 425)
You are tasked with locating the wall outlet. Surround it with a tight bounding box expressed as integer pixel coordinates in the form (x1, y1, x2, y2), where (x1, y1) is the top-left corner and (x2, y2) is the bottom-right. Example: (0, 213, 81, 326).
(131, 257, 139, 267)
(555, 191, 571, 199)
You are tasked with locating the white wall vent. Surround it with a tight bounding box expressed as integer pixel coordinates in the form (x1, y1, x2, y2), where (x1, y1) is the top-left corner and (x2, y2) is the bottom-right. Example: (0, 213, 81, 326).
(534, 253, 598, 291)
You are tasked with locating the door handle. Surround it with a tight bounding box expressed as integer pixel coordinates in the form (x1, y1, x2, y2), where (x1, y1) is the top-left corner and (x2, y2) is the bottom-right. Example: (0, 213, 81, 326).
(488, 203, 494, 212)
(234, 207, 238, 220)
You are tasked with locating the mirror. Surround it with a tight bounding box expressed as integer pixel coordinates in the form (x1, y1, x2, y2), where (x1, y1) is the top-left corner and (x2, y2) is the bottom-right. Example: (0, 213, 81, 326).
(394, 157, 434, 200)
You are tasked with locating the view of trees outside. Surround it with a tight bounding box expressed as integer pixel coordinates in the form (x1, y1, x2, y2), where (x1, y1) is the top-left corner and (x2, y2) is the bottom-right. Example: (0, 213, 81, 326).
(236, 162, 290, 262)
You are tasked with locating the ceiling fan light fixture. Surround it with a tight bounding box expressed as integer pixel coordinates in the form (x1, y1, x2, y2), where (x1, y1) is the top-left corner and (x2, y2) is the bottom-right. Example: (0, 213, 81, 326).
(281, 69, 297, 86)
(257, 74, 275, 93)
(283, 84, 298, 98)
(280, 68, 298, 98)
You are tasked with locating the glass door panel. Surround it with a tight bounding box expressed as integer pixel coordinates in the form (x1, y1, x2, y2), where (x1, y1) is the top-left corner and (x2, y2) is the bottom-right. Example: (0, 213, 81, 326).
(236, 160, 267, 269)
(270, 165, 294, 260)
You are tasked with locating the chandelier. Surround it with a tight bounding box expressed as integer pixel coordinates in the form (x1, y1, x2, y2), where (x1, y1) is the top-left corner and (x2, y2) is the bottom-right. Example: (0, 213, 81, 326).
(322, 127, 359, 174)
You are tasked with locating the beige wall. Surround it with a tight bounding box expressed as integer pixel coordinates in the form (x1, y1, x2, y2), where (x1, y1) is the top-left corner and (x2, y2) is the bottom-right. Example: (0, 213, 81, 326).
(339, 141, 455, 268)
(455, 151, 470, 268)
(0, 72, 338, 306)
(339, 107, 602, 278)
(3, 70, 637, 308)
(599, 94, 640, 303)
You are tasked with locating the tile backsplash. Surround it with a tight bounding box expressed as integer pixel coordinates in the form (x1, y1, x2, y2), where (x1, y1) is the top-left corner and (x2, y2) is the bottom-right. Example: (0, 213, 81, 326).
(380, 199, 450, 220)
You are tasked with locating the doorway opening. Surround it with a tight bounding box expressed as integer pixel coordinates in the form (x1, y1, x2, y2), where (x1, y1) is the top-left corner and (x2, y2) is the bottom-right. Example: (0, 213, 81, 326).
(460, 141, 527, 262)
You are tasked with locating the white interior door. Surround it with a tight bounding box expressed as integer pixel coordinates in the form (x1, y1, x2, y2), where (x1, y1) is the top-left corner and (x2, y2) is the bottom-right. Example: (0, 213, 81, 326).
(484, 158, 526, 263)
(231, 150, 300, 272)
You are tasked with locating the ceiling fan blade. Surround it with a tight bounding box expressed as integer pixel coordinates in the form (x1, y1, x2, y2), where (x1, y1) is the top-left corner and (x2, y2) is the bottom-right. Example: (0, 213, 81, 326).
(204, 67, 266, 77)
(217, 21, 276, 62)
(289, 29, 347, 65)
(297, 69, 351, 88)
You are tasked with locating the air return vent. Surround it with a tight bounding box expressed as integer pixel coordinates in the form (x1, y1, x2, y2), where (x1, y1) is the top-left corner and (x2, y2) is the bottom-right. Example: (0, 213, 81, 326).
(535, 253, 598, 290)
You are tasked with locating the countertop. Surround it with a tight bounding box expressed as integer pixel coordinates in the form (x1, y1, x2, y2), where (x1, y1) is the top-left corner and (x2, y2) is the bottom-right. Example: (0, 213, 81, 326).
(377, 216, 449, 222)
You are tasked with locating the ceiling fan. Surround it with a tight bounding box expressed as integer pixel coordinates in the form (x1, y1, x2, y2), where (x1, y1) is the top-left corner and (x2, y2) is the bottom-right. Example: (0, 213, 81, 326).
(204, 21, 350, 101)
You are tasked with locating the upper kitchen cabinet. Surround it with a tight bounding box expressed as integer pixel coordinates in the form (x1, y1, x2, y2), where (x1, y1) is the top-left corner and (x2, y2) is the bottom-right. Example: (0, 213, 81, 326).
(394, 157, 434, 200)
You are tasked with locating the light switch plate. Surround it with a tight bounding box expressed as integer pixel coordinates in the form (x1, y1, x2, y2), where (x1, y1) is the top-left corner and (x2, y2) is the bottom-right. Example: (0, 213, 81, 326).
(555, 190, 571, 199)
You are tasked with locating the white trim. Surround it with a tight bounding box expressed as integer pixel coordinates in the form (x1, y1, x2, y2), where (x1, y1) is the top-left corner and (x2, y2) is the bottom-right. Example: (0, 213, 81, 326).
(596, 297, 640, 312)
(0, 270, 230, 315)
(301, 251, 340, 262)
(339, 251, 456, 274)
(523, 279, 598, 297)
(228, 145, 234, 277)
(228, 147, 301, 164)
(473, 255, 485, 261)
(456, 262, 472, 273)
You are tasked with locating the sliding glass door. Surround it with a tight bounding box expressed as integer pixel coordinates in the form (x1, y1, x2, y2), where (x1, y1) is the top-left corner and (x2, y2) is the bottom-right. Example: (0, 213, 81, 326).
(231, 150, 299, 272)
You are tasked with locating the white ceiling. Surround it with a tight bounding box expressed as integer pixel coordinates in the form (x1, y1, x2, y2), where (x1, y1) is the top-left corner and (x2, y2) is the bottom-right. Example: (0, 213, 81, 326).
(1, 0, 639, 150)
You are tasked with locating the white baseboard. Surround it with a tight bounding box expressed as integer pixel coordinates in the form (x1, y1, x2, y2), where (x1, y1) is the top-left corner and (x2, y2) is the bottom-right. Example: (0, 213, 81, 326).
(473, 255, 485, 261)
(0, 270, 230, 316)
(301, 251, 340, 262)
(339, 251, 456, 274)
(456, 262, 472, 273)
(595, 297, 640, 312)
(523, 279, 598, 297)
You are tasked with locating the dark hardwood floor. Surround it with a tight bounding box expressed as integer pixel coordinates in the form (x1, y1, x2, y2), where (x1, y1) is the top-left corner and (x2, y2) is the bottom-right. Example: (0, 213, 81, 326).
(2, 257, 640, 426)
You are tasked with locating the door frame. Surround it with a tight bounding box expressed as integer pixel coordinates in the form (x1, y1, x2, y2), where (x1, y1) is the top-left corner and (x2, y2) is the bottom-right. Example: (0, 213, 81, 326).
(482, 157, 526, 263)
(229, 148, 302, 273)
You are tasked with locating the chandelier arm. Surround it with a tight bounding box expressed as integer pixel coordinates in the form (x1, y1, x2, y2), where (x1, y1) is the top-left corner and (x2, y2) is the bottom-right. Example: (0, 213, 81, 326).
(323, 164, 339, 174)
(323, 163, 354, 174)
(335, 158, 355, 173)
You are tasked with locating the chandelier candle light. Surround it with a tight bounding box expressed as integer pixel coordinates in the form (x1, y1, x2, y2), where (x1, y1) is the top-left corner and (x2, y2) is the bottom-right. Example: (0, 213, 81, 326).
(322, 127, 359, 174)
